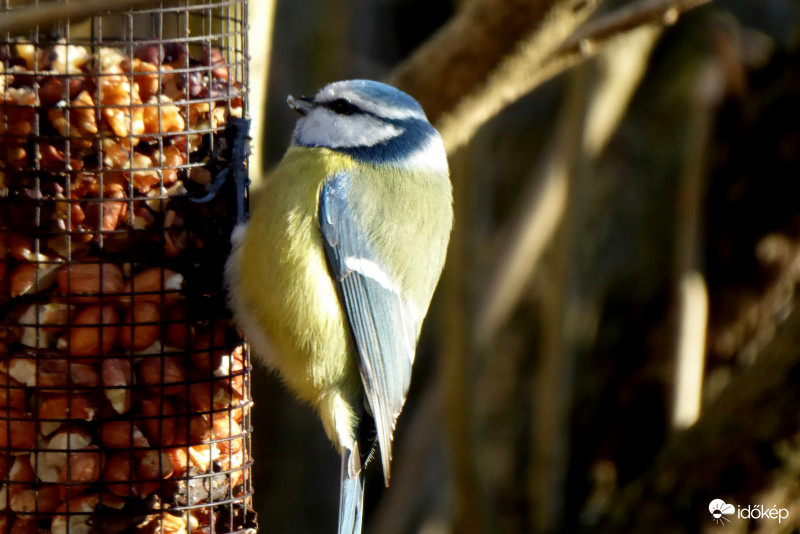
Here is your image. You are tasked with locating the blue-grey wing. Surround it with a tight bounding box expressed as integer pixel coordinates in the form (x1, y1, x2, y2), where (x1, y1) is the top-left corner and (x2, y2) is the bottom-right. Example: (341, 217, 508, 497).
(319, 171, 417, 484)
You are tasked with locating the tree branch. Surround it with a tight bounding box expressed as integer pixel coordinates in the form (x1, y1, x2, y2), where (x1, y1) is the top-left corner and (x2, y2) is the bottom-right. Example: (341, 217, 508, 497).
(387, 0, 585, 126)
(389, 0, 715, 153)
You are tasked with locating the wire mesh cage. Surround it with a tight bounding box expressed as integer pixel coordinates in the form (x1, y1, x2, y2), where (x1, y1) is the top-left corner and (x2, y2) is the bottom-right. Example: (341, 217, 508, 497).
(0, 1, 253, 533)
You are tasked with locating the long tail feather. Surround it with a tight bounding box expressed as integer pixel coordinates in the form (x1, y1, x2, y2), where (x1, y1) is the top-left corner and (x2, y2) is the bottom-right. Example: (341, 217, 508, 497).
(338, 447, 365, 534)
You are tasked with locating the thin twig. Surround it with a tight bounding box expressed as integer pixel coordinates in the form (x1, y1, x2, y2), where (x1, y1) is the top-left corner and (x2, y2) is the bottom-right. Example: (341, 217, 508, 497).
(436, 0, 714, 153)
(557, 0, 713, 56)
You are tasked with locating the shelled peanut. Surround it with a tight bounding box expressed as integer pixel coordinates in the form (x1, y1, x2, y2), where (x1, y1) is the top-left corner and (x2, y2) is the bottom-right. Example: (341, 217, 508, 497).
(0, 40, 243, 260)
(0, 262, 248, 532)
(0, 39, 251, 534)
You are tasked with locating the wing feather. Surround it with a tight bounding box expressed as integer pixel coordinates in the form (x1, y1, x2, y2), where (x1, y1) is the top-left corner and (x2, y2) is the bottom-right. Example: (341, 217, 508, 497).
(319, 171, 417, 484)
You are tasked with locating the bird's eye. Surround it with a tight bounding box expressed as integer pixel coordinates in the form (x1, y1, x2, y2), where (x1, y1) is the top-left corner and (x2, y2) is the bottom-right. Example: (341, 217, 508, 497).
(327, 98, 359, 116)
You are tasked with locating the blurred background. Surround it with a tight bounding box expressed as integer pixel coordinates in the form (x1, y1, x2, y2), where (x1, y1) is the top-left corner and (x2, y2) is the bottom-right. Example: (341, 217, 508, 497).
(248, 0, 800, 533)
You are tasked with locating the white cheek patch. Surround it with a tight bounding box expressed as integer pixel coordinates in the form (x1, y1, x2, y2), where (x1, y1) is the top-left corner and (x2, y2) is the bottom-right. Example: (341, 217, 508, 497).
(293, 108, 404, 148)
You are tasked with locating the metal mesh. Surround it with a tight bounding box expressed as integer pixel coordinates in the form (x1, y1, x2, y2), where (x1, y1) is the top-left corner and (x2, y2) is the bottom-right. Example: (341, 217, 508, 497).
(0, 1, 254, 533)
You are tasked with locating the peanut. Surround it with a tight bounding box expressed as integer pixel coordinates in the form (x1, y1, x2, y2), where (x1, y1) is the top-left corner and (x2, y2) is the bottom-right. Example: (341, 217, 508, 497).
(67, 305, 120, 359)
(119, 301, 161, 351)
(101, 358, 133, 414)
(0, 374, 25, 412)
(103, 452, 134, 497)
(164, 304, 193, 348)
(57, 447, 102, 499)
(57, 262, 124, 300)
(122, 267, 183, 307)
(38, 394, 98, 436)
(9, 518, 37, 534)
(99, 421, 149, 449)
(9, 263, 60, 297)
(51, 493, 100, 534)
(139, 397, 176, 447)
(39, 360, 100, 389)
(10, 485, 60, 514)
(138, 356, 186, 395)
(135, 450, 173, 495)
(0, 410, 35, 450)
(190, 324, 227, 373)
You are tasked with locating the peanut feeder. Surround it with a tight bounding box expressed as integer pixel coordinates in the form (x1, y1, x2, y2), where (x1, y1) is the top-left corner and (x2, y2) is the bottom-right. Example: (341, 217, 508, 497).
(0, 2, 254, 533)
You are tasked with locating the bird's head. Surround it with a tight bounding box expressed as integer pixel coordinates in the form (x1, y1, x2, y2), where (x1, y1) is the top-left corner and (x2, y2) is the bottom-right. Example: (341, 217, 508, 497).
(288, 79, 446, 171)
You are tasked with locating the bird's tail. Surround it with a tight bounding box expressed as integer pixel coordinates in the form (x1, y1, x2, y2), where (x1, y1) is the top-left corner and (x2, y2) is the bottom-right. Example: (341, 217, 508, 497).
(338, 445, 365, 534)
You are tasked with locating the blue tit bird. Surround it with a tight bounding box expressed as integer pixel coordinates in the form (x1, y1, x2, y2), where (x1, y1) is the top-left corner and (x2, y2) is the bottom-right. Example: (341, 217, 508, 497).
(225, 79, 452, 534)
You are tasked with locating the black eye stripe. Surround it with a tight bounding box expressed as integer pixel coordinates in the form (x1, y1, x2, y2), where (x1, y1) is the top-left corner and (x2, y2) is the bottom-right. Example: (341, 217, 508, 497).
(325, 98, 359, 115)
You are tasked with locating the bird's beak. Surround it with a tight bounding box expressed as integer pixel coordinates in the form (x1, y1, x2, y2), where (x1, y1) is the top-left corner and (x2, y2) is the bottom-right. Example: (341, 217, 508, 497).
(287, 95, 314, 116)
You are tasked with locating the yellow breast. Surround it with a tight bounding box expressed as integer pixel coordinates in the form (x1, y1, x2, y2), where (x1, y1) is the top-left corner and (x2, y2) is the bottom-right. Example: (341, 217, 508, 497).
(227, 147, 362, 405)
